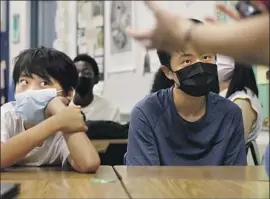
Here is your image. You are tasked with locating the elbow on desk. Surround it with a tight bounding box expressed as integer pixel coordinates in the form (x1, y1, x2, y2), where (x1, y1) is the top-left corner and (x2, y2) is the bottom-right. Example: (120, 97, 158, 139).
(73, 156, 101, 173)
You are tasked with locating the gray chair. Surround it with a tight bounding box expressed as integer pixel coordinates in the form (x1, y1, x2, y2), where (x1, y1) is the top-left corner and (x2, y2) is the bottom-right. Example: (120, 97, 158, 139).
(246, 140, 261, 165)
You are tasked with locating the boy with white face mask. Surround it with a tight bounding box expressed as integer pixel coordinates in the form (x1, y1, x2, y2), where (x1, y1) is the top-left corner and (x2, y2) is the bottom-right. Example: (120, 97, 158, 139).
(217, 54, 263, 143)
(1, 47, 100, 172)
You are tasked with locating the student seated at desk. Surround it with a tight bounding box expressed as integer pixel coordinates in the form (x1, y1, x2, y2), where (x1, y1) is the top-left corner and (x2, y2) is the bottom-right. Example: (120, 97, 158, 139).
(72, 54, 120, 122)
(217, 55, 263, 143)
(0, 47, 100, 172)
(125, 18, 247, 166)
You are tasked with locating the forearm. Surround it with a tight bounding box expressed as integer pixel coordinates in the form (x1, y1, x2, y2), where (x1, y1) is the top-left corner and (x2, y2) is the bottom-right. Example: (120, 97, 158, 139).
(190, 14, 269, 65)
(64, 133, 100, 172)
(0, 116, 60, 169)
(51, 99, 100, 172)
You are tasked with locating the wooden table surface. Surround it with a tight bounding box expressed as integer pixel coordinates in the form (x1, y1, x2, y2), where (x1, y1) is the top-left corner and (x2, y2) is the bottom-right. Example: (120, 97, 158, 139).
(120, 178, 269, 199)
(114, 166, 269, 181)
(1, 166, 269, 198)
(1, 166, 128, 198)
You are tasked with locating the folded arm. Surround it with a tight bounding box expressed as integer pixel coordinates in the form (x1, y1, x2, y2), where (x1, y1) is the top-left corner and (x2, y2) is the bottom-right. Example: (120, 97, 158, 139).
(50, 100, 100, 173)
(1, 116, 60, 169)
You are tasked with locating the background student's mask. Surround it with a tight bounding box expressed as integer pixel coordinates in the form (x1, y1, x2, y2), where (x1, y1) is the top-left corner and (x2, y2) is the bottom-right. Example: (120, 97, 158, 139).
(15, 88, 61, 126)
(216, 54, 235, 82)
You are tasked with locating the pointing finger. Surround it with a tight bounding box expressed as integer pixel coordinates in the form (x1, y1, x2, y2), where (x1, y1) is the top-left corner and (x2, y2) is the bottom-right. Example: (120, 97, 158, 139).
(126, 28, 153, 41)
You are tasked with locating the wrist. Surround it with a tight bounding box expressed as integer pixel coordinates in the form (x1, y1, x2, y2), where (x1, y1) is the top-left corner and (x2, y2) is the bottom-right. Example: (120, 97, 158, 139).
(181, 22, 201, 54)
(48, 115, 64, 132)
(49, 100, 67, 115)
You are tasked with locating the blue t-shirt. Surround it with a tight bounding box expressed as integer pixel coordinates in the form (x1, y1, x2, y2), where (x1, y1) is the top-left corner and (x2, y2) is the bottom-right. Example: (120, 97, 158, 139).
(125, 87, 247, 166)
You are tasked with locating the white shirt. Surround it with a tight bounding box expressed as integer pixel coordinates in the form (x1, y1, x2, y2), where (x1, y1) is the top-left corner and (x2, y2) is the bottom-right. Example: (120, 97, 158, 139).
(220, 88, 263, 143)
(1, 102, 70, 167)
(78, 94, 120, 122)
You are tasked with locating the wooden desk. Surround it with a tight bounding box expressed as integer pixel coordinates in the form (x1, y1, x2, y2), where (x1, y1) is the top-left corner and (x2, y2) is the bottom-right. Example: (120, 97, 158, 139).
(92, 139, 127, 153)
(1, 166, 128, 198)
(114, 166, 269, 181)
(121, 178, 269, 198)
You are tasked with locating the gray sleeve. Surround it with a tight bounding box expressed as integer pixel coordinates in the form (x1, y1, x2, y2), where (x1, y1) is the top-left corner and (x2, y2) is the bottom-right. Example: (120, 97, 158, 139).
(59, 136, 70, 168)
(125, 107, 160, 166)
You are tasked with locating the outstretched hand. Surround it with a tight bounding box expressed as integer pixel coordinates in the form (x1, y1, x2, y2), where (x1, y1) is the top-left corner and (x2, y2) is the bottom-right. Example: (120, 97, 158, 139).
(126, 1, 193, 53)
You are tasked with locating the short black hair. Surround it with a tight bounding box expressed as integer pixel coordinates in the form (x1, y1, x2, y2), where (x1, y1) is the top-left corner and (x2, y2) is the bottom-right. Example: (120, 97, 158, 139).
(151, 68, 174, 93)
(226, 62, 259, 98)
(157, 18, 203, 69)
(13, 46, 78, 94)
(73, 54, 99, 77)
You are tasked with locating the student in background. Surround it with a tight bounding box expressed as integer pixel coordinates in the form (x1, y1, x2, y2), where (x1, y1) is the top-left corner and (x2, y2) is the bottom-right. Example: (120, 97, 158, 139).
(72, 54, 120, 122)
(125, 19, 247, 165)
(217, 55, 263, 143)
(0, 47, 100, 172)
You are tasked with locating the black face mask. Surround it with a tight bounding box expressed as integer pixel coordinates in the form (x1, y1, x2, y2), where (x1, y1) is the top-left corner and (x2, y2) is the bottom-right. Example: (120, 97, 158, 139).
(75, 77, 94, 97)
(174, 62, 219, 97)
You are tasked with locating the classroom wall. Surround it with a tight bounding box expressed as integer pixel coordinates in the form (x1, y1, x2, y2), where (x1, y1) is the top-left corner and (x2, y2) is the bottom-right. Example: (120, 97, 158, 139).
(8, 1, 31, 100)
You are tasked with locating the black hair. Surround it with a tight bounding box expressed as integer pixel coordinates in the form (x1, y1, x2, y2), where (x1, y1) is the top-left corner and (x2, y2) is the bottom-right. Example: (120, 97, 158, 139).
(150, 68, 174, 93)
(13, 46, 78, 94)
(226, 62, 259, 98)
(73, 54, 99, 77)
(156, 18, 203, 69)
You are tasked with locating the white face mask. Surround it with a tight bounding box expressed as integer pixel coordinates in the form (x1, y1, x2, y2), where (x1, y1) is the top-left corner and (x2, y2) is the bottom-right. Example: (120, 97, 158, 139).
(14, 88, 61, 126)
(216, 54, 235, 82)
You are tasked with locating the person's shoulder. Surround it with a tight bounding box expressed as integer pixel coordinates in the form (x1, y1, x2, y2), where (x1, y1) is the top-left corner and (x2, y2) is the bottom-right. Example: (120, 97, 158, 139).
(209, 92, 242, 116)
(132, 88, 170, 121)
(93, 94, 117, 108)
(1, 101, 17, 117)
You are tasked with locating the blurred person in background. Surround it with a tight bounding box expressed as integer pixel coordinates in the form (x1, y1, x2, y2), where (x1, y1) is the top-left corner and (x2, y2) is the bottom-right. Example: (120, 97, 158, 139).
(72, 54, 120, 122)
(217, 55, 263, 144)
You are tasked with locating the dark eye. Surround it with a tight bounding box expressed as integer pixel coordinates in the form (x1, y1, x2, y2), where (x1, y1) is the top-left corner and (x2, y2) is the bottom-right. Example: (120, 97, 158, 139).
(19, 79, 28, 86)
(40, 80, 50, 87)
(203, 55, 211, 60)
(184, 60, 191, 64)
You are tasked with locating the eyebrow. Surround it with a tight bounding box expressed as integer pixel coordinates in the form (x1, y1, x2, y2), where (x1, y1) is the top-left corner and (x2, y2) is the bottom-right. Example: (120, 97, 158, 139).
(181, 53, 193, 58)
(19, 74, 32, 78)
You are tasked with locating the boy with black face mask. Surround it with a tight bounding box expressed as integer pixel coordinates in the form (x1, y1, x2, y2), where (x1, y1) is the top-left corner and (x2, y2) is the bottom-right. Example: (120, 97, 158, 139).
(125, 19, 247, 166)
(72, 54, 120, 122)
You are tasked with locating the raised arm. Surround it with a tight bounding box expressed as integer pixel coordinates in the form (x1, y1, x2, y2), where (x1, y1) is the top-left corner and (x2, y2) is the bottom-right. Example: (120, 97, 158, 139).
(127, 1, 269, 66)
(191, 14, 269, 65)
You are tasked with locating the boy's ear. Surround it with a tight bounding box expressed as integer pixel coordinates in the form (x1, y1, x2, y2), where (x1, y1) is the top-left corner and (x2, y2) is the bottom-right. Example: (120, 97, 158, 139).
(66, 89, 74, 101)
(161, 65, 174, 80)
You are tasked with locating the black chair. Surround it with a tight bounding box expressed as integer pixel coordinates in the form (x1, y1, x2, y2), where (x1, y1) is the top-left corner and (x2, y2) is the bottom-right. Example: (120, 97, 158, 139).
(86, 120, 129, 165)
(99, 143, 127, 165)
(246, 140, 261, 165)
